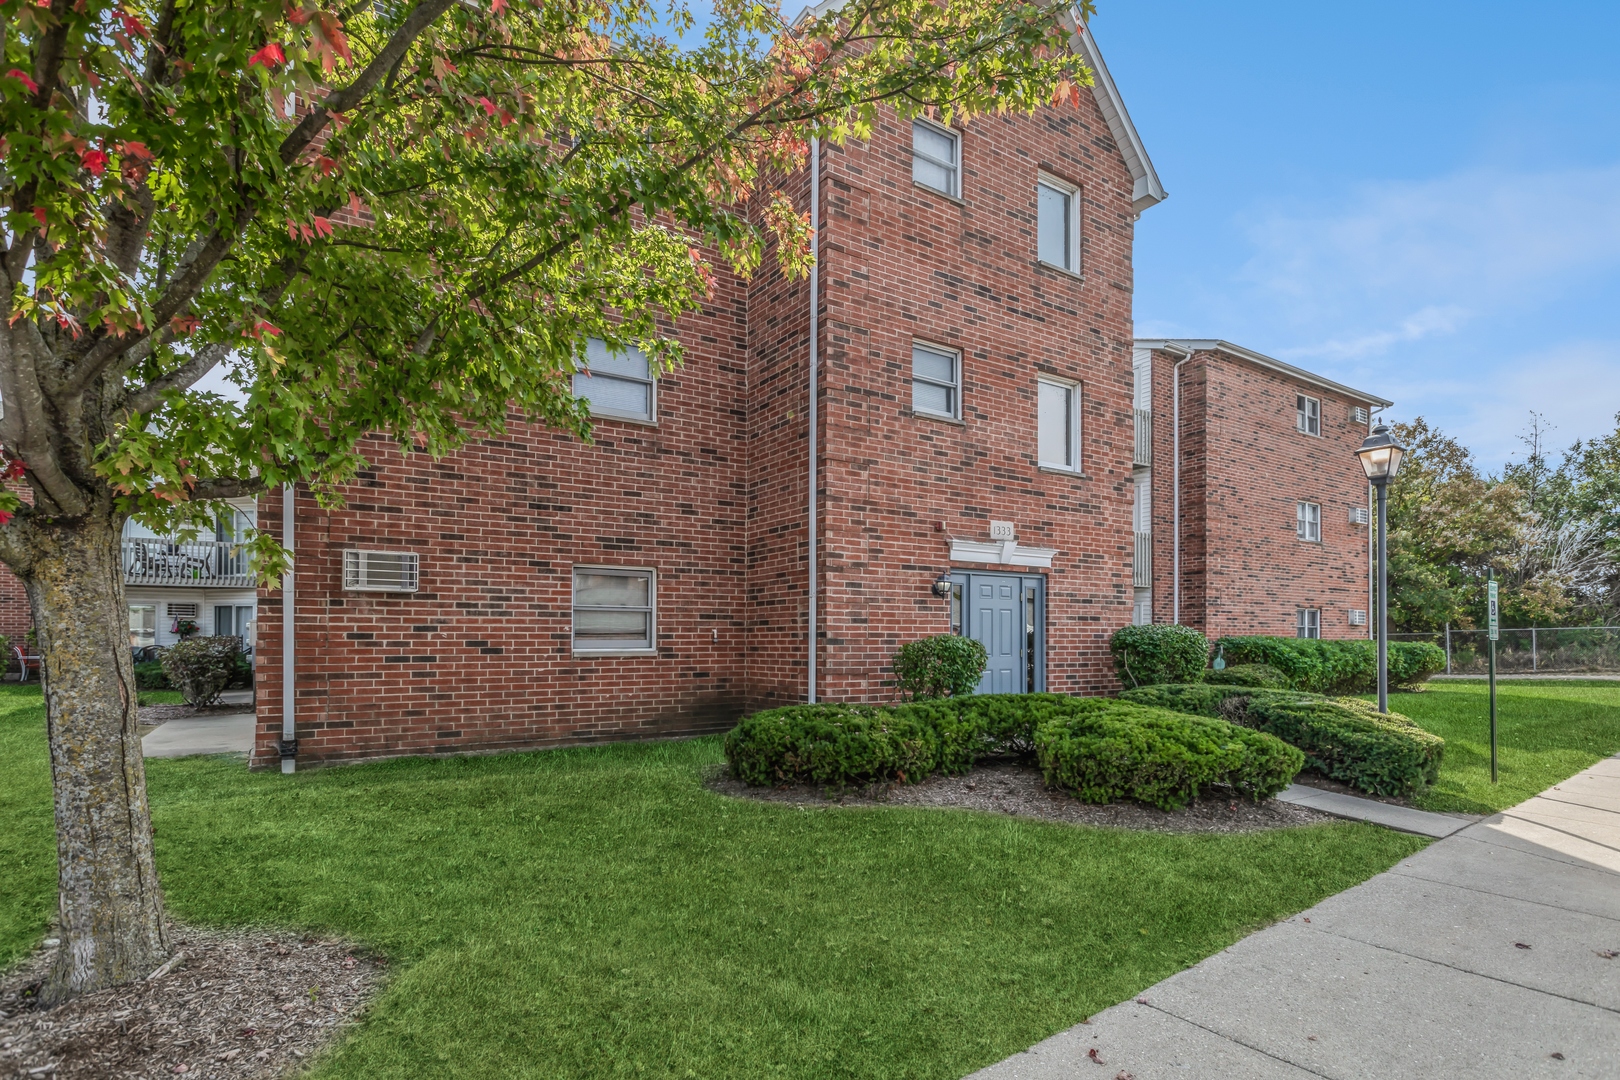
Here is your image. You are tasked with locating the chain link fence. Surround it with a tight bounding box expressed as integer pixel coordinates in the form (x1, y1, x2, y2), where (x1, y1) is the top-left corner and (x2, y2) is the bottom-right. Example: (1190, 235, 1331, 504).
(1390, 627, 1620, 676)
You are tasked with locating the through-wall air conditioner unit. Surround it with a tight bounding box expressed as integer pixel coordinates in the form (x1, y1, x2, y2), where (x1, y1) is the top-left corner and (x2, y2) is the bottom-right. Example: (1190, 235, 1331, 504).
(1348, 506, 1371, 526)
(342, 550, 420, 593)
(1351, 406, 1370, 425)
(1348, 609, 1368, 626)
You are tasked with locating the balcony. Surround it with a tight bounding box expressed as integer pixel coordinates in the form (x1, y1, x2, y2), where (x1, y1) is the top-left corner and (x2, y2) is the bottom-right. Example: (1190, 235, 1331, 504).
(1132, 531, 1152, 588)
(122, 540, 254, 588)
(1133, 408, 1152, 467)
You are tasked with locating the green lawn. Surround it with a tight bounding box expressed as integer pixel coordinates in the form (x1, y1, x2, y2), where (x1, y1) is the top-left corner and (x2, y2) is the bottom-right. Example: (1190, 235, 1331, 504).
(1387, 679, 1620, 815)
(1, 684, 1426, 1079)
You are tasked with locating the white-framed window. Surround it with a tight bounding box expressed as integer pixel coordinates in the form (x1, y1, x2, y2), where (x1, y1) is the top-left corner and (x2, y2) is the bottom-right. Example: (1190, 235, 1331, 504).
(129, 604, 157, 649)
(1036, 174, 1080, 272)
(911, 119, 960, 198)
(1296, 501, 1321, 542)
(1297, 608, 1321, 639)
(573, 338, 656, 423)
(911, 342, 961, 420)
(1037, 377, 1082, 472)
(1296, 394, 1321, 436)
(572, 566, 656, 654)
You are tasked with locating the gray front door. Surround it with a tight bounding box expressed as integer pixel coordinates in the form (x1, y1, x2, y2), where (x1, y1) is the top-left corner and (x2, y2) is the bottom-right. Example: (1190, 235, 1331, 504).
(950, 571, 1045, 694)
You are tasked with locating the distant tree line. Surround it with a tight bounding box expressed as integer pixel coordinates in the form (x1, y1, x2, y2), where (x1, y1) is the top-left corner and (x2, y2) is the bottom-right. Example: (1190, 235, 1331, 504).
(1387, 412, 1620, 632)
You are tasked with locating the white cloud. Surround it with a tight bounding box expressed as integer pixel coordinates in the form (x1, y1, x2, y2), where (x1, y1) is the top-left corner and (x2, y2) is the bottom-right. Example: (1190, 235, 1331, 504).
(1275, 304, 1470, 362)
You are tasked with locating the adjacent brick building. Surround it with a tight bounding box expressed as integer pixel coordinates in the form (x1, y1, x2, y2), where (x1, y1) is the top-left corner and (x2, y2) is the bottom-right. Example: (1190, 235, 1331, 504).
(1130, 340, 1390, 641)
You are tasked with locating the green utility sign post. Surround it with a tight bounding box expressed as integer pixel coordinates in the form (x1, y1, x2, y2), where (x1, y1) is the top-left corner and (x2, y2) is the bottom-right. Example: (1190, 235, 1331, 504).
(1488, 571, 1499, 784)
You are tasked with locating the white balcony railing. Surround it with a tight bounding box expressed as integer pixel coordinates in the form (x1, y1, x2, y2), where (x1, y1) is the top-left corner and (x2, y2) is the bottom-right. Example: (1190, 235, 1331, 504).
(1133, 408, 1152, 466)
(122, 540, 254, 588)
(1132, 531, 1152, 588)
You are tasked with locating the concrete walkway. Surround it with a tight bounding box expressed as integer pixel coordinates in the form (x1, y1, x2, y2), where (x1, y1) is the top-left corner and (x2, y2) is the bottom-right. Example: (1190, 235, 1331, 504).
(1276, 783, 1473, 838)
(968, 755, 1620, 1080)
(142, 713, 255, 757)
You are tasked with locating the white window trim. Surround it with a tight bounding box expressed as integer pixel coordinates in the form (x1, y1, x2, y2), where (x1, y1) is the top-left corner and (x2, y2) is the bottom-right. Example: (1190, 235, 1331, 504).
(911, 340, 962, 421)
(1037, 375, 1083, 473)
(911, 118, 961, 198)
(1296, 608, 1322, 639)
(571, 565, 658, 655)
(1296, 500, 1322, 543)
(576, 340, 658, 425)
(1296, 394, 1321, 437)
(1036, 172, 1081, 274)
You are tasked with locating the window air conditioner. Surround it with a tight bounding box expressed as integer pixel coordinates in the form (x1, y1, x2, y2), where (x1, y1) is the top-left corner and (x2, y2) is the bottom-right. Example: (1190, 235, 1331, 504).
(1348, 609, 1368, 626)
(1348, 506, 1371, 526)
(342, 550, 420, 592)
(1351, 406, 1370, 425)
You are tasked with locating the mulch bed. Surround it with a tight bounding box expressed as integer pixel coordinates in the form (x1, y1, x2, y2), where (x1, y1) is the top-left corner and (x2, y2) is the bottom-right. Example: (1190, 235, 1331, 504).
(710, 759, 1336, 833)
(0, 928, 382, 1079)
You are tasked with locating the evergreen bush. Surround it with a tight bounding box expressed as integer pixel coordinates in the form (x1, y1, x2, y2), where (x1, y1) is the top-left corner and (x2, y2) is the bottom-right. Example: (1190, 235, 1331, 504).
(1109, 624, 1210, 688)
(1119, 684, 1444, 797)
(158, 636, 243, 705)
(1214, 637, 1445, 693)
(1205, 663, 1287, 688)
(891, 635, 988, 700)
(133, 660, 171, 690)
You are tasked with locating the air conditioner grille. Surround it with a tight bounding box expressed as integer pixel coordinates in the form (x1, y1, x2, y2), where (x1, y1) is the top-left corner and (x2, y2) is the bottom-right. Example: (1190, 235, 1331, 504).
(343, 549, 420, 592)
(1351, 406, 1370, 425)
(1348, 609, 1368, 626)
(1349, 506, 1371, 525)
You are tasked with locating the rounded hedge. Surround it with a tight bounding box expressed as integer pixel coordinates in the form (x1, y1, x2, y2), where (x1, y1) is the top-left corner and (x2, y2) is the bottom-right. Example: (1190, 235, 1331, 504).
(1212, 637, 1447, 693)
(891, 634, 988, 700)
(1109, 624, 1210, 688)
(1205, 663, 1287, 689)
(723, 692, 1303, 807)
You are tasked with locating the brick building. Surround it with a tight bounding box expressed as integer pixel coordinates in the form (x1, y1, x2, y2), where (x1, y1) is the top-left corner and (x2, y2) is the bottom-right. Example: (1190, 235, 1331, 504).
(1130, 340, 1390, 641)
(250, 23, 1181, 768)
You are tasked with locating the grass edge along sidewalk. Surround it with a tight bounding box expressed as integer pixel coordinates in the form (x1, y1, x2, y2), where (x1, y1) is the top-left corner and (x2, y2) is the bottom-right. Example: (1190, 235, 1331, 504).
(1, 684, 1422, 1080)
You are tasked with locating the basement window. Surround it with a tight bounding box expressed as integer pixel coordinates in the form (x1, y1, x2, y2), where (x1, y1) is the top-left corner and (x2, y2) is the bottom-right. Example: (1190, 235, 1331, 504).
(573, 567, 656, 654)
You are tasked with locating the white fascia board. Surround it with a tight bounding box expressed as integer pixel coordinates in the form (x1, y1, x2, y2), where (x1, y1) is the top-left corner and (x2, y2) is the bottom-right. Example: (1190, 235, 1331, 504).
(1067, 15, 1167, 214)
(949, 539, 1057, 569)
(1134, 338, 1394, 408)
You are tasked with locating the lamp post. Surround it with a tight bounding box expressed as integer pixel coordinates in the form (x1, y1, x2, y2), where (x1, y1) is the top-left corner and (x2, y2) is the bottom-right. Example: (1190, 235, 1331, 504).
(1355, 421, 1407, 713)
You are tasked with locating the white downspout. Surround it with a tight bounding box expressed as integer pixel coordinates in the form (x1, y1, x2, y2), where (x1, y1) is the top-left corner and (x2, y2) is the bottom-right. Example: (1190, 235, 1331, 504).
(807, 137, 820, 704)
(1170, 346, 1191, 625)
(280, 482, 296, 773)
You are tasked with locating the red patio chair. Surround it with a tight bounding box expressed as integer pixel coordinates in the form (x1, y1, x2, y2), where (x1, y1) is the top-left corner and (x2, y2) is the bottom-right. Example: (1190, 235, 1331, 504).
(13, 644, 42, 682)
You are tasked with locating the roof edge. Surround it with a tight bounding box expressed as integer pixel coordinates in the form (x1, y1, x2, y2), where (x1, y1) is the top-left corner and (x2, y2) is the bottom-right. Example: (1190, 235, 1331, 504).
(1067, 15, 1166, 214)
(1135, 338, 1394, 408)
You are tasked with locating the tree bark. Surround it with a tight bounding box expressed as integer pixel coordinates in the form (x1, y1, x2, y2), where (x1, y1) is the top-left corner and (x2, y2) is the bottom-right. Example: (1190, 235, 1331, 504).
(22, 511, 171, 1004)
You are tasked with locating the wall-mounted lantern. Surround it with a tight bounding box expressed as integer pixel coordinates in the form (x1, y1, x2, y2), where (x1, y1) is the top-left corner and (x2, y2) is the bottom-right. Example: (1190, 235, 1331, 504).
(931, 572, 953, 598)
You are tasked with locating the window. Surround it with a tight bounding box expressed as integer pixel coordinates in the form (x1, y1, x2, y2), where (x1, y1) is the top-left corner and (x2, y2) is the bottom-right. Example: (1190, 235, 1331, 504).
(573, 338, 655, 423)
(215, 605, 255, 642)
(1036, 176, 1079, 272)
(911, 120, 960, 197)
(342, 550, 421, 592)
(1296, 501, 1321, 542)
(1296, 394, 1321, 436)
(911, 343, 961, 419)
(129, 605, 157, 649)
(1037, 378, 1081, 471)
(573, 567, 655, 653)
(1296, 608, 1321, 639)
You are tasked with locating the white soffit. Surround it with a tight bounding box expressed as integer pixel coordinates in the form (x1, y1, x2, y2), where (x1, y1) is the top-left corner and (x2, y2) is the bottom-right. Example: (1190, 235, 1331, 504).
(1135, 338, 1395, 408)
(1067, 15, 1167, 215)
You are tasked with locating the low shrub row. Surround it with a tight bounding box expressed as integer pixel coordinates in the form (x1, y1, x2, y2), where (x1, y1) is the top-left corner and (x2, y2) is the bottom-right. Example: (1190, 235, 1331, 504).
(1119, 684, 1444, 797)
(723, 693, 1303, 810)
(1109, 624, 1210, 688)
(1204, 663, 1287, 688)
(1215, 637, 1446, 694)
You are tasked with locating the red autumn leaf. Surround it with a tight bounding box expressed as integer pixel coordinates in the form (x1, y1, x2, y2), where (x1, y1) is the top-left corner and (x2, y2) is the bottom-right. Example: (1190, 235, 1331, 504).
(311, 216, 333, 238)
(116, 10, 150, 39)
(491, 0, 508, 13)
(299, 222, 314, 243)
(247, 320, 283, 340)
(1087, 1047, 1105, 1064)
(0, 510, 12, 526)
(498, 108, 514, 127)
(286, 218, 299, 240)
(4, 69, 40, 95)
(315, 155, 338, 177)
(285, 4, 311, 25)
(2, 458, 26, 481)
(169, 313, 201, 335)
(248, 43, 287, 69)
(315, 11, 353, 63)
(478, 96, 497, 117)
(81, 148, 109, 176)
(121, 141, 153, 160)
(32, 206, 46, 227)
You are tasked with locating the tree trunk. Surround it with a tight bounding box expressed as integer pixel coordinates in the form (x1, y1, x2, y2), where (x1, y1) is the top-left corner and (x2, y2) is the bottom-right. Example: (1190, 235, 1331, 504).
(22, 513, 170, 1003)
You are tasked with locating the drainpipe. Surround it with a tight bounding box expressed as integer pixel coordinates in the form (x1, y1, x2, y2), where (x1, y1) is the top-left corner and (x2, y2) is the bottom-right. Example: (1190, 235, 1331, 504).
(280, 482, 297, 773)
(807, 137, 820, 704)
(1169, 346, 1191, 625)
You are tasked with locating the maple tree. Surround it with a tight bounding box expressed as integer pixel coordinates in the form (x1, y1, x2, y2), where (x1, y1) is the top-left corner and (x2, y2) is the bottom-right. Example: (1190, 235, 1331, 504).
(0, 0, 1092, 999)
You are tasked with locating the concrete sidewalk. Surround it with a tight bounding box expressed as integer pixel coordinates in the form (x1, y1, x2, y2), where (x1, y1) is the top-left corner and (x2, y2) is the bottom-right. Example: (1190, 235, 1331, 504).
(142, 713, 255, 757)
(968, 756, 1620, 1080)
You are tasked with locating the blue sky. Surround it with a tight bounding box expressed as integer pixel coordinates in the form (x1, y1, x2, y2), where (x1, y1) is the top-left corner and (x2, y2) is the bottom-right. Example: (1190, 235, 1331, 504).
(1093, 0, 1620, 468)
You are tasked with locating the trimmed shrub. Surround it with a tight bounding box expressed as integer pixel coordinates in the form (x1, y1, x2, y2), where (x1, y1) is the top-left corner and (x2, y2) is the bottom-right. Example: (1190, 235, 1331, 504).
(1120, 684, 1444, 797)
(892, 635, 988, 700)
(1205, 663, 1287, 689)
(158, 636, 243, 705)
(724, 693, 1303, 806)
(1388, 641, 1447, 688)
(723, 704, 940, 787)
(134, 660, 171, 690)
(1109, 624, 1209, 688)
(1034, 700, 1302, 810)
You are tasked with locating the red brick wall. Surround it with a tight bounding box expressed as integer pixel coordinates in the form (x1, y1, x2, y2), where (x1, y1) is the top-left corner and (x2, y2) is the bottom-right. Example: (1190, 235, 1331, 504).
(1147, 346, 1374, 640)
